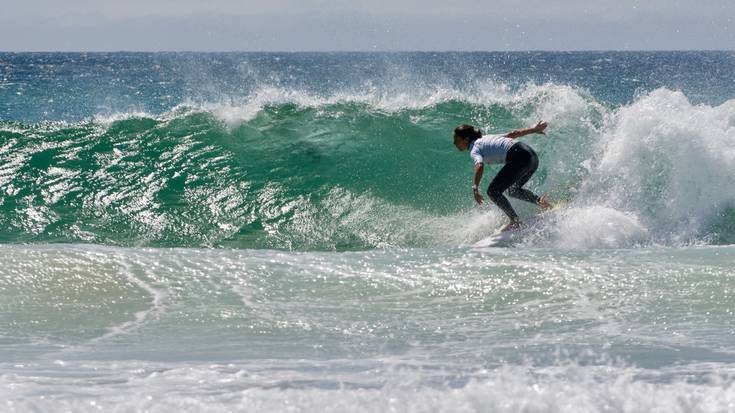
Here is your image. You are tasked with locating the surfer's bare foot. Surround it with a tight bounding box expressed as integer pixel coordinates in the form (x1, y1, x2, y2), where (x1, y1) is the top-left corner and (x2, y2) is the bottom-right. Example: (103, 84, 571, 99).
(537, 192, 553, 210)
(500, 220, 523, 232)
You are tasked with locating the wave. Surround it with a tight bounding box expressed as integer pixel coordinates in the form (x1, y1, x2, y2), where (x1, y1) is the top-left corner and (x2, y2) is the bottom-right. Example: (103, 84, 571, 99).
(1, 84, 734, 249)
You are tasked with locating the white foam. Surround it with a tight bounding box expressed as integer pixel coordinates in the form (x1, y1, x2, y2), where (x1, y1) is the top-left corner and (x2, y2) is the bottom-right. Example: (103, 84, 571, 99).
(2, 363, 733, 413)
(92, 110, 158, 126)
(578, 89, 735, 244)
(551, 206, 649, 249)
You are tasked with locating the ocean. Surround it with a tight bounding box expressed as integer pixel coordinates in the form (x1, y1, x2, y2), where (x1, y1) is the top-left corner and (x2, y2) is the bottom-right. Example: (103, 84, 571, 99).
(1, 51, 735, 411)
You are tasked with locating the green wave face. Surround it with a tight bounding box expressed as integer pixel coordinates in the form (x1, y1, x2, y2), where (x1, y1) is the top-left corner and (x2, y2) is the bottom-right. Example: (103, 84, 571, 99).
(0, 100, 548, 250)
(2, 85, 735, 250)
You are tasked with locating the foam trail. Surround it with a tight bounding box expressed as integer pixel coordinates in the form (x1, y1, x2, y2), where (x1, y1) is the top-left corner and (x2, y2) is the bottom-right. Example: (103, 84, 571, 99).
(86, 256, 167, 344)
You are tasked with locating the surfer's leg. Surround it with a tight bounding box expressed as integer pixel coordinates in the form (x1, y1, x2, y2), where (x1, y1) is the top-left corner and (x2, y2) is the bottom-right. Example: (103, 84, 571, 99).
(507, 145, 542, 204)
(487, 163, 523, 221)
(507, 168, 540, 204)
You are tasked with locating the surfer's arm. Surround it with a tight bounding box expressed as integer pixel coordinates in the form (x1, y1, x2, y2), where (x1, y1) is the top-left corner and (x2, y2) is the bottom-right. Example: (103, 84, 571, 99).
(505, 121, 548, 139)
(472, 163, 484, 204)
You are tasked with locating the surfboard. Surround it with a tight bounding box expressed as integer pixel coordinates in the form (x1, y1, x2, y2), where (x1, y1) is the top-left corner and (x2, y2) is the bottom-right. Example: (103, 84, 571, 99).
(473, 200, 568, 248)
(473, 217, 541, 247)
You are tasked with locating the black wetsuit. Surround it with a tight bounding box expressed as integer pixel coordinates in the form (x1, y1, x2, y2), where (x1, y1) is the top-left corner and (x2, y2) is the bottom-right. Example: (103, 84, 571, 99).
(486, 141, 541, 220)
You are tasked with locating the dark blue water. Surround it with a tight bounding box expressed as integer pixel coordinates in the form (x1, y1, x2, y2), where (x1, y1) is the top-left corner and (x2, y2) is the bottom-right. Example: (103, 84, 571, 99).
(3, 51, 735, 122)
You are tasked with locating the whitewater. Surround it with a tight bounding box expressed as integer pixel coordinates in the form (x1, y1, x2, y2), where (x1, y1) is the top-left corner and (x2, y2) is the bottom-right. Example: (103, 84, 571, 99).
(1, 52, 735, 411)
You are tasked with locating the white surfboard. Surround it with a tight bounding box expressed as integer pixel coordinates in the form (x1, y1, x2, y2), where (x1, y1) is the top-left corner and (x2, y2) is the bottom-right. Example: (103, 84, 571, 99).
(473, 200, 568, 248)
(473, 216, 542, 247)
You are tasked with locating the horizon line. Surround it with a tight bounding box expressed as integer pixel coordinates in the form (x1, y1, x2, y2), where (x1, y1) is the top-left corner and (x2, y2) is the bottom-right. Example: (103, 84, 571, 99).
(2, 49, 734, 54)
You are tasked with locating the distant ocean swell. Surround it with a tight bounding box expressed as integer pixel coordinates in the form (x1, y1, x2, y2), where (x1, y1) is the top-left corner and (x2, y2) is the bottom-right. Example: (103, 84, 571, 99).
(1, 84, 734, 250)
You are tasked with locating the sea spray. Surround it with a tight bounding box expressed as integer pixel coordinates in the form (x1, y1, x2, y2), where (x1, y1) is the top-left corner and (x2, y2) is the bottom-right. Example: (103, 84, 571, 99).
(578, 89, 735, 244)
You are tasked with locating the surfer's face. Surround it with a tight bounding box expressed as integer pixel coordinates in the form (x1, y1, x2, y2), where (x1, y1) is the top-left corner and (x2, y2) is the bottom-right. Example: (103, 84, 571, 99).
(453, 135, 469, 151)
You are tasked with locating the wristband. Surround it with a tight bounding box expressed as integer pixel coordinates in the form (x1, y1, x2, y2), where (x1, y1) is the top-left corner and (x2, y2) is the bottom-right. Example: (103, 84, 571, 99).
(472, 184, 478, 191)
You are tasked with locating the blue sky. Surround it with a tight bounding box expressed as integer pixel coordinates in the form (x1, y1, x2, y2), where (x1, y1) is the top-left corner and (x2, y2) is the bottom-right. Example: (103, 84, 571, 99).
(1, 0, 733, 51)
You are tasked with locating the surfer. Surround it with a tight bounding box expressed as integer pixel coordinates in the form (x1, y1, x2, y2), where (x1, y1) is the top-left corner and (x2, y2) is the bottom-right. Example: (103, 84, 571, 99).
(453, 122, 552, 231)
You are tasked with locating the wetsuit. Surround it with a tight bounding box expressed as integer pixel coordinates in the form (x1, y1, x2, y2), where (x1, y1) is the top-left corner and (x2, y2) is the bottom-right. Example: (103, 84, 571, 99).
(469, 135, 542, 220)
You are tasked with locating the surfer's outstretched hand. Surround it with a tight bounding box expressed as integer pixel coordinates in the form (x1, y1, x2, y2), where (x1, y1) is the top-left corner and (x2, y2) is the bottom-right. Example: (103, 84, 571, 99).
(534, 121, 548, 135)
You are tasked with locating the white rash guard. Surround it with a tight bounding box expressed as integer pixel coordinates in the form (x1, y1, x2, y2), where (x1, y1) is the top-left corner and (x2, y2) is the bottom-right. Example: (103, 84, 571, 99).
(468, 134, 516, 165)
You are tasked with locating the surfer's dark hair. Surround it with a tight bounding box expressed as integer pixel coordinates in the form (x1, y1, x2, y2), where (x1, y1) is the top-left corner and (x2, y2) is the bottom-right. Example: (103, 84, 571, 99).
(453, 124, 482, 141)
